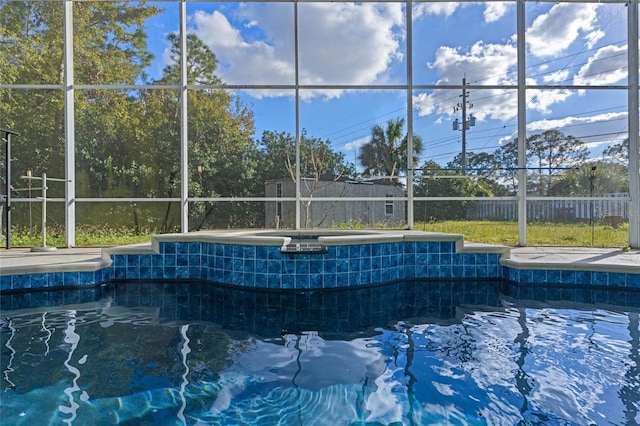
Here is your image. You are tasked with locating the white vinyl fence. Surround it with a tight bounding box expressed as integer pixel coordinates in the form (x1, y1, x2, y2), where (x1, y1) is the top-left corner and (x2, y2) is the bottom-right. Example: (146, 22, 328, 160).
(469, 194, 629, 222)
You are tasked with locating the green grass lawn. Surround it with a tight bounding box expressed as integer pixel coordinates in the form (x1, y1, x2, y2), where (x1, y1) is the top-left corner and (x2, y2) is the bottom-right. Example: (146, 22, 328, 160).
(1, 221, 631, 248)
(416, 220, 630, 248)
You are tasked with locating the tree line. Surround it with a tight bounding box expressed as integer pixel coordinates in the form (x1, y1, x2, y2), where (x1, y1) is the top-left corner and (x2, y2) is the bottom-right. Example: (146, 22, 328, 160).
(0, 2, 630, 230)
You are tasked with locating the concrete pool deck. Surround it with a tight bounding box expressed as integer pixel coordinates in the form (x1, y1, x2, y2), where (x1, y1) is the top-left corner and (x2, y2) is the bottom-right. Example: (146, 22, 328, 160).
(2, 245, 640, 276)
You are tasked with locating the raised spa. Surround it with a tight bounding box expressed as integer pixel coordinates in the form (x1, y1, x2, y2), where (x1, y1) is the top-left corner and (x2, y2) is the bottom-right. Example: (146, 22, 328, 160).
(105, 230, 508, 289)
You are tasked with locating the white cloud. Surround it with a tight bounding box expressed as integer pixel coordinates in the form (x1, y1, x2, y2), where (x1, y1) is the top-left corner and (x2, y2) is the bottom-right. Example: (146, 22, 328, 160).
(191, 8, 294, 91)
(189, 3, 404, 100)
(413, 2, 461, 20)
(526, 3, 601, 58)
(542, 70, 570, 84)
(526, 88, 574, 115)
(573, 44, 627, 86)
(527, 111, 626, 133)
(414, 41, 519, 122)
(297, 3, 403, 90)
(343, 135, 370, 152)
(428, 41, 517, 86)
(484, 2, 512, 23)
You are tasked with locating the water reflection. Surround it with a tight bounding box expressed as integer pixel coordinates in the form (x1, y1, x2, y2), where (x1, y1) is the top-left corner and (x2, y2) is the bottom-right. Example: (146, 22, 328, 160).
(0, 281, 638, 425)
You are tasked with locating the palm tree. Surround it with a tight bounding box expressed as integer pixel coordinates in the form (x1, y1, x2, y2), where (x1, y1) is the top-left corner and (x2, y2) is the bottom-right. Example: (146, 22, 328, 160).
(358, 118, 423, 178)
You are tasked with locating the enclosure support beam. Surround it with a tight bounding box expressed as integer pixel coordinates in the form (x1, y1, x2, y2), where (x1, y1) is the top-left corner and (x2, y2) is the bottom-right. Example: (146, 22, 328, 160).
(628, 0, 640, 248)
(64, 0, 76, 247)
(406, 0, 414, 229)
(179, 0, 189, 233)
(294, 0, 301, 230)
(517, 0, 527, 246)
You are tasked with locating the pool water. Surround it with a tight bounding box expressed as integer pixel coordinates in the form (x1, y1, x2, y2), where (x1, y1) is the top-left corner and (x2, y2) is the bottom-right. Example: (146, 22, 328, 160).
(1, 280, 639, 425)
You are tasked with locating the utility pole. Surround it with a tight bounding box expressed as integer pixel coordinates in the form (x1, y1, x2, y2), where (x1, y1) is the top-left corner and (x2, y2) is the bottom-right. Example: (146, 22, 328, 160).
(452, 77, 475, 172)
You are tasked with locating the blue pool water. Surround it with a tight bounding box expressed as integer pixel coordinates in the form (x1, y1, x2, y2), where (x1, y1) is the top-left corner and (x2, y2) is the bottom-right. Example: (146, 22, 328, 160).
(1, 280, 639, 425)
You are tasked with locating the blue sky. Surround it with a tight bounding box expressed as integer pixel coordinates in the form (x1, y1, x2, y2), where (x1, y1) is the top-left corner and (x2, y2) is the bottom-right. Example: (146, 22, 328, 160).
(144, 1, 630, 170)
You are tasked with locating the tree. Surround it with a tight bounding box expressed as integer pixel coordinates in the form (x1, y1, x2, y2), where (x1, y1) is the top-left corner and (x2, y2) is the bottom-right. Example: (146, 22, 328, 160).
(149, 33, 258, 230)
(527, 129, 589, 195)
(549, 161, 628, 196)
(359, 118, 423, 178)
(1, 1, 160, 190)
(603, 138, 629, 165)
(256, 129, 355, 227)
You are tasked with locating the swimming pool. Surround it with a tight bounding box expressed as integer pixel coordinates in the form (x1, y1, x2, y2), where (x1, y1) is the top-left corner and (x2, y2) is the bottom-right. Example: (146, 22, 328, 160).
(2, 280, 639, 425)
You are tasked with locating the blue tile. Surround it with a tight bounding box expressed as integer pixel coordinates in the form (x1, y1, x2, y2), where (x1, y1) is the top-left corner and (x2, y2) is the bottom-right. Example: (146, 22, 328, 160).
(359, 271, 372, 284)
(126, 267, 140, 280)
(310, 260, 323, 274)
(244, 259, 256, 273)
(361, 257, 372, 271)
(188, 242, 201, 254)
(282, 274, 294, 289)
(336, 273, 349, 287)
(546, 270, 561, 284)
(440, 242, 455, 253)
(268, 273, 281, 288)
(609, 272, 625, 287)
(162, 243, 176, 254)
(532, 270, 546, 283)
(337, 259, 349, 273)
(139, 266, 152, 279)
(78, 272, 94, 285)
(64, 272, 79, 286)
(591, 271, 609, 286)
(242, 273, 255, 287)
(12, 275, 30, 290)
(324, 273, 337, 288)
(477, 265, 489, 278)
(463, 266, 477, 278)
(626, 273, 640, 289)
(0, 276, 10, 291)
(310, 274, 323, 288)
(165, 254, 177, 267)
(256, 258, 268, 273)
(47, 272, 62, 286)
(177, 254, 189, 267)
(560, 270, 576, 285)
(188, 254, 200, 266)
(450, 266, 463, 278)
(415, 253, 428, 266)
(464, 254, 477, 265)
(243, 246, 256, 259)
(348, 272, 360, 286)
(255, 273, 268, 288)
(140, 255, 152, 267)
(296, 260, 310, 275)
(520, 270, 533, 283)
(575, 271, 591, 285)
(151, 267, 164, 279)
(256, 246, 268, 260)
(31, 274, 47, 289)
(163, 267, 177, 279)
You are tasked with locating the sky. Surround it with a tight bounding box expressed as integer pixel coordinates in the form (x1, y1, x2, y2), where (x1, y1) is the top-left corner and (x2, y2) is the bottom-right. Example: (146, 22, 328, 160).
(144, 1, 630, 171)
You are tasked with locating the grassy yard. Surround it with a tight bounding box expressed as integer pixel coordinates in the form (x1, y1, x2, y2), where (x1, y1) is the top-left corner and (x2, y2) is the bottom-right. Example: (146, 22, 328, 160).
(416, 220, 630, 248)
(1, 221, 631, 248)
